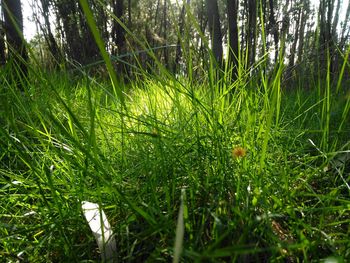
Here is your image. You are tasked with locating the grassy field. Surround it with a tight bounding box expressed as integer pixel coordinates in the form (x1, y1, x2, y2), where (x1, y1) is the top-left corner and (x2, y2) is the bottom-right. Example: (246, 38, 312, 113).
(1, 3, 349, 260)
(0, 56, 349, 262)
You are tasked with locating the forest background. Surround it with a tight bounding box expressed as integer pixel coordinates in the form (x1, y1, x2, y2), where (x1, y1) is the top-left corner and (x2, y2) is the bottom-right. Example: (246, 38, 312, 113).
(2, 0, 350, 81)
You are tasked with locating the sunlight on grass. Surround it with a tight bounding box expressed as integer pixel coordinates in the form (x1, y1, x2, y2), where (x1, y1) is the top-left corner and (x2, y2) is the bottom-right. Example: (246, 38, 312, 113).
(1, 3, 350, 262)
(1, 64, 349, 261)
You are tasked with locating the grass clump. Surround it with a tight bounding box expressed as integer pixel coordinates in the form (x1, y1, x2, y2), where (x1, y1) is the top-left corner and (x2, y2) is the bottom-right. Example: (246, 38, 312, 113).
(1, 60, 349, 262)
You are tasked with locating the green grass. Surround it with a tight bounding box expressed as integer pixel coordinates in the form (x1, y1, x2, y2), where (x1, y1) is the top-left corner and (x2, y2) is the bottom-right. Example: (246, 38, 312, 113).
(1, 2, 350, 261)
(1, 59, 349, 262)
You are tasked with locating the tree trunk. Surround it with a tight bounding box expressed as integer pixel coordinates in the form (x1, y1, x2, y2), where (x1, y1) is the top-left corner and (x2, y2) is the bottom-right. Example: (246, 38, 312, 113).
(319, 0, 335, 76)
(174, 2, 186, 72)
(2, 0, 28, 84)
(78, 4, 100, 64)
(296, 0, 308, 64)
(128, 0, 131, 27)
(331, 0, 341, 38)
(206, 0, 223, 65)
(280, 0, 290, 57)
(268, 0, 279, 62)
(340, 0, 350, 49)
(54, 1, 82, 63)
(198, 0, 207, 64)
(39, 0, 61, 65)
(162, 0, 168, 68)
(288, 8, 301, 69)
(112, 0, 125, 56)
(247, 0, 257, 66)
(0, 19, 6, 64)
(227, 0, 239, 79)
(331, 0, 341, 73)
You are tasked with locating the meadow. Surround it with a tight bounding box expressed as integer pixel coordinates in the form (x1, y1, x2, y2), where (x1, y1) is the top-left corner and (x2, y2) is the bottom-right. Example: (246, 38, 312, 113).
(1, 54, 349, 262)
(1, 2, 350, 261)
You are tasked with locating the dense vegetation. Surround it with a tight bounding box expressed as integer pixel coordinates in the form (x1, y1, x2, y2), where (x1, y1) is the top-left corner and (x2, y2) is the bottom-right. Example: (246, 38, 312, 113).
(1, 0, 350, 262)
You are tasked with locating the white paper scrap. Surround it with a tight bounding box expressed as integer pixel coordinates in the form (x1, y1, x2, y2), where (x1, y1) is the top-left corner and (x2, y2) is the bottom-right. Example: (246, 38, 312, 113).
(81, 201, 117, 261)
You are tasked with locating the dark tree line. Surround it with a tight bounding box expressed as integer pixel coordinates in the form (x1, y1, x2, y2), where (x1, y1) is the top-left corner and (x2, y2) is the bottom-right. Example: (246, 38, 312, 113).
(1, 0, 350, 85)
(0, 0, 28, 85)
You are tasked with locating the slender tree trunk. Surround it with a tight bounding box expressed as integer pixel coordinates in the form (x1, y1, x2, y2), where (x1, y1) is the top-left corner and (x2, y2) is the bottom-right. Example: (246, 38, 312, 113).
(77, 5, 99, 64)
(162, 0, 168, 68)
(340, 0, 350, 49)
(247, 0, 257, 66)
(227, 0, 239, 80)
(288, 8, 301, 69)
(154, 0, 161, 50)
(112, 0, 125, 56)
(198, 0, 207, 62)
(241, 0, 247, 53)
(2, 0, 28, 84)
(331, 0, 341, 38)
(296, 0, 308, 64)
(0, 19, 6, 64)
(206, 0, 223, 64)
(128, 0, 131, 27)
(268, 0, 279, 62)
(331, 0, 341, 73)
(174, 3, 186, 72)
(54, 1, 82, 63)
(39, 0, 61, 65)
(111, 0, 126, 74)
(319, 0, 335, 76)
(280, 0, 290, 57)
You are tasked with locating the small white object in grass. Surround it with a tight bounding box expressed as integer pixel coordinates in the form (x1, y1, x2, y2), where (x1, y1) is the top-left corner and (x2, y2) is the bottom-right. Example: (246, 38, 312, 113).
(61, 144, 73, 153)
(51, 141, 73, 153)
(49, 165, 56, 173)
(81, 201, 117, 261)
(17, 251, 25, 260)
(322, 256, 343, 263)
(10, 134, 21, 143)
(173, 189, 185, 263)
(308, 139, 327, 158)
(247, 184, 251, 193)
(12, 180, 22, 185)
(23, 210, 36, 217)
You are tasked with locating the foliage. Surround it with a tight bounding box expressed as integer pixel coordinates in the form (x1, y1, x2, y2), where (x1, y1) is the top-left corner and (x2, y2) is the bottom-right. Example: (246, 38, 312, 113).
(1, 44, 350, 261)
(0, 0, 349, 262)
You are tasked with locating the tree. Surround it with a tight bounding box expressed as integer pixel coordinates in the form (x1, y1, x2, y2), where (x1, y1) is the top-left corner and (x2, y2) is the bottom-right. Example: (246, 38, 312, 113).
(53, 1, 82, 63)
(111, 0, 125, 57)
(288, 3, 302, 69)
(0, 17, 5, 65)
(227, 0, 239, 79)
(50, 0, 100, 65)
(246, 0, 257, 66)
(340, 0, 350, 49)
(280, 0, 291, 57)
(206, 0, 223, 65)
(174, 1, 186, 72)
(318, 0, 339, 77)
(37, 0, 62, 65)
(296, 0, 309, 64)
(10, 0, 349, 85)
(161, 0, 169, 68)
(268, 0, 279, 62)
(1, 0, 28, 82)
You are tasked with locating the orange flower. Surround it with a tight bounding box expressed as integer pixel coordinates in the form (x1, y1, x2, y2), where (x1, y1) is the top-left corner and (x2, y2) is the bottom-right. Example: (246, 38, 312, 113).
(232, 146, 247, 159)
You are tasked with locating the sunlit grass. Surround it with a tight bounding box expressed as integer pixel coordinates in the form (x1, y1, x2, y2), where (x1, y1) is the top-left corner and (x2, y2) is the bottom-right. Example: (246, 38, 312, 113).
(1, 2, 349, 261)
(1, 61, 349, 261)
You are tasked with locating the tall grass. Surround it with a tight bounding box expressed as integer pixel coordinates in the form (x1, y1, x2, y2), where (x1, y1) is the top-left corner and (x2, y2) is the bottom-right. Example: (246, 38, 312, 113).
(1, 2, 350, 262)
